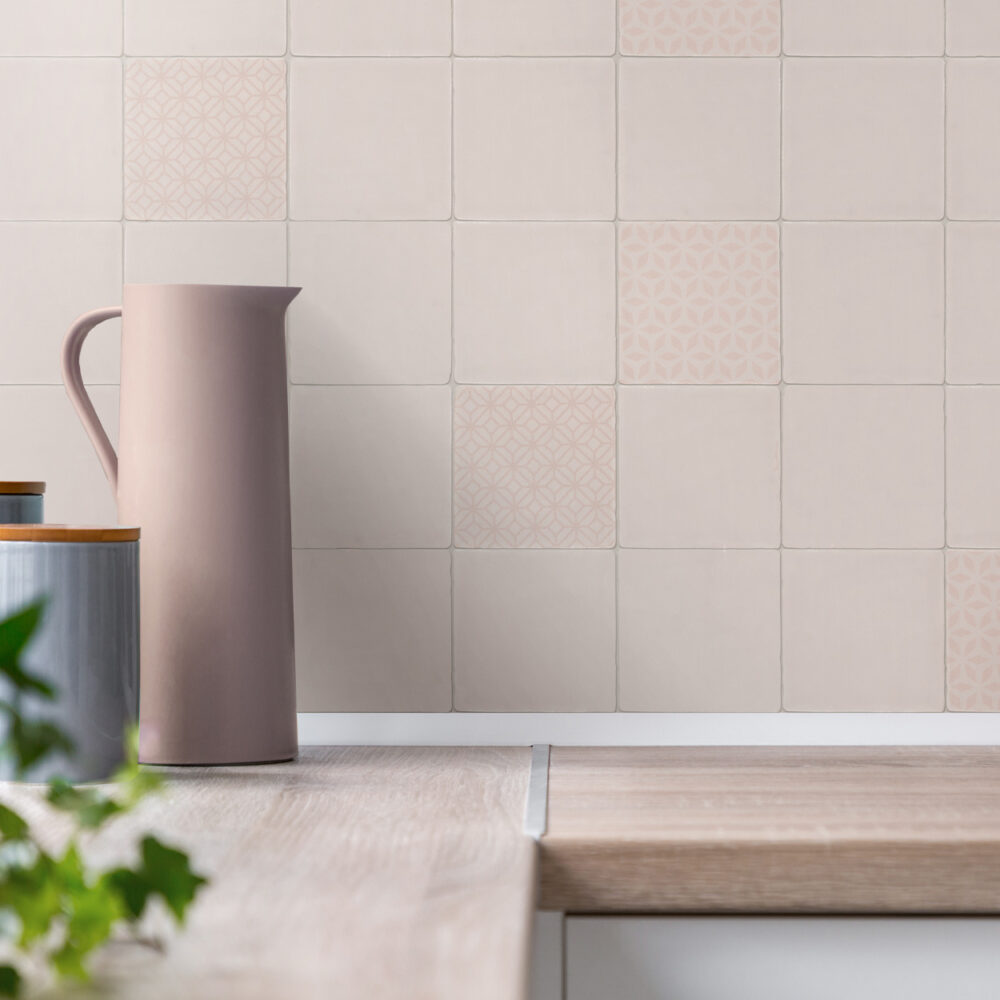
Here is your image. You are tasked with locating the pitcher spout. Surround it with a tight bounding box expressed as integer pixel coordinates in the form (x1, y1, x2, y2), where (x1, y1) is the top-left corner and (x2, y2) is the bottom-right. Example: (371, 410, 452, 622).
(123, 282, 301, 317)
(223, 283, 300, 317)
(250, 284, 301, 317)
(266, 286, 302, 310)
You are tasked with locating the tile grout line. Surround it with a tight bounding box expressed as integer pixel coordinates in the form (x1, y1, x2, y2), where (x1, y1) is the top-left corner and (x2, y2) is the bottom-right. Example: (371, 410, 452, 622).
(613, 0, 621, 713)
(940, 33, 948, 709)
(284, 0, 293, 605)
(778, 0, 785, 712)
(289, 546, 964, 552)
(449, 0, 457, 714)
(284, 0, 291, 226)
(120, 0, 126, 294)
(14, 381, 1000, 389)
(13, 53, 1000, 60)
(12, 218, 1000, 225)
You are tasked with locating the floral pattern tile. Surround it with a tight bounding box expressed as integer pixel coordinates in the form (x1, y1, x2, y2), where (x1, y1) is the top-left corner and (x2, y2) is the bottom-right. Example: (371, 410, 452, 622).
(619, 222, 780, 384)
(620, 0, 780, 56)
(947, 551, 1000, 711)
(454, 386, 616, 549)
(125, 58, 286, 221)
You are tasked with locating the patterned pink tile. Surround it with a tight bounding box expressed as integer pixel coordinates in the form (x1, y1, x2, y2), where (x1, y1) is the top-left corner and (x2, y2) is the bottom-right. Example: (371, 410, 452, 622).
(454, 386, 616, 549)
(125, 59, 286, 221)
(619, 222, 780, 384)
(948, 551, 1000, 711)
(620, 0, 780, 55)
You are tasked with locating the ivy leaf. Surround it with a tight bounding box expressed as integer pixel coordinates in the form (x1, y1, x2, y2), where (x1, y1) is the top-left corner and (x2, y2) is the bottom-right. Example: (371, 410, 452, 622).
(0, 604, 207, 993)
(6, 718, 73, 778)
(101, 867, 146, 921)
(0, 850, 61, 946)
(50, 855, 123, 982)
(0, 806, 27, 842)
(0, 666, 54, 702)
(0, 965, 20, 997)
(110, 727, 163, 806)
(54, 842, 85, 891)
(139, 837, 207, 923)
(104, 837, 206, 924)
(0, 601, 54, 701)
(0, 601, 44, 666)
(46, 780, 123, 830)
(47, 728, 162, 830)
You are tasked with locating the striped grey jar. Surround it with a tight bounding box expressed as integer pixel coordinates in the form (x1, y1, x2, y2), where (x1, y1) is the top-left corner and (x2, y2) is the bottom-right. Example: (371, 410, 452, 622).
(0, 526, 139, 782)
(0, 482, 44, 524)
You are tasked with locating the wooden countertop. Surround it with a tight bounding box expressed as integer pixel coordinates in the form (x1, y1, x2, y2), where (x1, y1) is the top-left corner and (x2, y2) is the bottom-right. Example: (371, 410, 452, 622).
(540, 747, 1000, 914)
(20, 747, 535, 1000)
(15, 746, 1000, 998)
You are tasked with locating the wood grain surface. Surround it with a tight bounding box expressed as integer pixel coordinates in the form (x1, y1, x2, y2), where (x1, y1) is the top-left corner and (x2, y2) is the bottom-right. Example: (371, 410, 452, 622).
(14, 744, 1000, 995)
(540, 747, 1000, 914)
(0, 525, 139, 542)
(0, 482, 45, 495)
(8, 747, 534, 1000)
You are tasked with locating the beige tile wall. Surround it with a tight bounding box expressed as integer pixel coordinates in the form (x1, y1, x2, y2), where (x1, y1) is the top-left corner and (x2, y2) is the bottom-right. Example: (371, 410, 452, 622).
(2, 0, 1000, 714)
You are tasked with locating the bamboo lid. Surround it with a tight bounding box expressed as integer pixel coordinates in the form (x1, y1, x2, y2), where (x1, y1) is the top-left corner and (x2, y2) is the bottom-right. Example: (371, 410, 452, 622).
(0, 482, 45, 495)
(0, 525, 140, 543)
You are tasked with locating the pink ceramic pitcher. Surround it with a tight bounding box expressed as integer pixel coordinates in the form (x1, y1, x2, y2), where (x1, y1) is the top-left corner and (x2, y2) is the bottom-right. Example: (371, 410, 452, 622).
(62, 284, 300, 765)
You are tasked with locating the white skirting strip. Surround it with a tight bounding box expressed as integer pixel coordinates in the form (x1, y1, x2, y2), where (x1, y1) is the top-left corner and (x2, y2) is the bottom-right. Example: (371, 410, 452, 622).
(296, 712, 1000, 747)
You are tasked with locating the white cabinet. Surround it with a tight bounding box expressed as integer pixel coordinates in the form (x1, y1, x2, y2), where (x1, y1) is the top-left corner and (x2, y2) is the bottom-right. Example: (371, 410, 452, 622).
(531, 915, 1000, 1000)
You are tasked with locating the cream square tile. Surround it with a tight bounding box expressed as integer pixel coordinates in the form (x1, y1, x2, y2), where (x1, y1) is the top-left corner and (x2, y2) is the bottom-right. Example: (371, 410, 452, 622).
(454, 386, 616, 548)
(947, 388, 1000, 547)
(126, 0, 285, 55)
(947, 551, 1000, 711)
(453, 550, 615, 711)
(620, 0, 779, 55)
(619, 59, 779, 220)
(619, 222, 779, 384)
(948, 225, 1000, 384)
(289, 223, 451, 385)
(454, 59, 615, 220)
(0, 386, 119, 524)
(290, 387, 451, 548)
(783, 387, 944, 548)
(125, 223, 286, 285)
(125, 59, 286, 221)
(783, 550, 944, 712)
(619, 387, 779, 547)
(782, 223, 944, 384)
(619, 550, 780, 712)
(948, 0, 1000, 55)
(0, 224, 121, 384)
(455, 223, 615, 383)
(783, 0, 942, 55)
(0, 60, 121, 220)
(948, 60, 1000, 220)
(783, 59, 944, 220)
(456, 0, 615, 55)
(293, 550, 451, 711)
(0, 1, 120, 54)
(290, 59, 450, 220)
(291, 0, 450, 55)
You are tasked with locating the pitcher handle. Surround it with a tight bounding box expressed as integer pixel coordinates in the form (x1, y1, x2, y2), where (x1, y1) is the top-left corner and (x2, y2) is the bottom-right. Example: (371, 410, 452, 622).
(61, 306, 122, 496)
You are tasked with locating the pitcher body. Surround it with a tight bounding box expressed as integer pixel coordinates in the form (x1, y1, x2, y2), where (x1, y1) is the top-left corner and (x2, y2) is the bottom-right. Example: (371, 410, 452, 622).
(62, 284, 300, 765)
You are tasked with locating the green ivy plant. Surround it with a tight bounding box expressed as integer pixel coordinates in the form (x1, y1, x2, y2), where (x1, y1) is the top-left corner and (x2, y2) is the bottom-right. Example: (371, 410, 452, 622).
(0, 598, 208, 996)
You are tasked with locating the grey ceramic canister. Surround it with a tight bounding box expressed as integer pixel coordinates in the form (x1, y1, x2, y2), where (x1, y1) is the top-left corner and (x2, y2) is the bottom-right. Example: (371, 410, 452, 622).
(0, 525, 139, 782)
(0, 482, 44, 524)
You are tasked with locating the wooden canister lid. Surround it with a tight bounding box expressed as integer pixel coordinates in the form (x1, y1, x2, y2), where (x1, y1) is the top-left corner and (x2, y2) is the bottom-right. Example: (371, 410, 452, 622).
(0, 482, 45, 495)
(0, 525, 140, 543)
